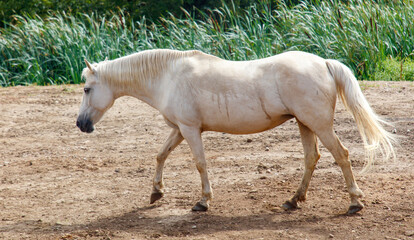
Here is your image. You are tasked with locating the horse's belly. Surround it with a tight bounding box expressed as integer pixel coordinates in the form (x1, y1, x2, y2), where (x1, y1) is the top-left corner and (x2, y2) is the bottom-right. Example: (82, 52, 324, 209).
(202, 116, 292, 134)
(200, 104, 292, 134)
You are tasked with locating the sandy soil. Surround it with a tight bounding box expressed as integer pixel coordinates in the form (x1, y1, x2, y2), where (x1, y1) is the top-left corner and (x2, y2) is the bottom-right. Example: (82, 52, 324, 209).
(0, 81, 413, 240)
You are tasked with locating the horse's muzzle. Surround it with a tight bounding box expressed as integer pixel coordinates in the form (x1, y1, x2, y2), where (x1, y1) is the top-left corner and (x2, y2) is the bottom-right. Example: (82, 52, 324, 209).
(76, 116, 94, 133)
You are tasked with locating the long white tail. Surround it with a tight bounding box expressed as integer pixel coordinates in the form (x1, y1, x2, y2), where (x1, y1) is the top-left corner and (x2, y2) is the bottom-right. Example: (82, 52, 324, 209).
(326, 59, 396, 171)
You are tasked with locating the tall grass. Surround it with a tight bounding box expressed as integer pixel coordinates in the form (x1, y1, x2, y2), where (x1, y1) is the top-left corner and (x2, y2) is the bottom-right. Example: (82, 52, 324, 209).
(1, 0, 414, 86)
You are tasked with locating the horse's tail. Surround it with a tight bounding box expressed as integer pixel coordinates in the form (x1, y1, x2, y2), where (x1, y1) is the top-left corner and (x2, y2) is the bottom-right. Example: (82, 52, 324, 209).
(326, 59, 396, 172)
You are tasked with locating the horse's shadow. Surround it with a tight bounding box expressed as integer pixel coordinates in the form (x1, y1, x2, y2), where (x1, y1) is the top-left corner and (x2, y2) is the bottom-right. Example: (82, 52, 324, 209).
(2, 204, 355, 238)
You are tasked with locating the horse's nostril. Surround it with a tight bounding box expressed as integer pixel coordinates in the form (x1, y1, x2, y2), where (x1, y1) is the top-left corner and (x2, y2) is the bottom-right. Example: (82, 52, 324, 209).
(76, 120, 81, 128)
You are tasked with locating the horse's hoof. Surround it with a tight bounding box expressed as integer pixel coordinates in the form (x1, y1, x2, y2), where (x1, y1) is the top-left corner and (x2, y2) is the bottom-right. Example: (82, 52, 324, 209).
(281, 200, 297, 211)
(192, 202, 208, 212)
(347, 205, 363, 214)
(150, 192, 164, 204)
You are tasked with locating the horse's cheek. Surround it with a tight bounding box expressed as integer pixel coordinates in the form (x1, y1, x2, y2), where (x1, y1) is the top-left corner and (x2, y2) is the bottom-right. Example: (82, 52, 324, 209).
(94, 92, 113, 112)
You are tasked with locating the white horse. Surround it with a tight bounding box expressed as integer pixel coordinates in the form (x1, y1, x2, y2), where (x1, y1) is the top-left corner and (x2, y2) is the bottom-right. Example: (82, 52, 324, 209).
(76, 49, 395, 214)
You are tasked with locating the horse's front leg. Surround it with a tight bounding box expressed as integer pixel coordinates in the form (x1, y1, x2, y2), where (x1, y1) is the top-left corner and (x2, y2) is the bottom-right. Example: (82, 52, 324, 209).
(179, 124, 213, 211)
(150, 128, 184, 204)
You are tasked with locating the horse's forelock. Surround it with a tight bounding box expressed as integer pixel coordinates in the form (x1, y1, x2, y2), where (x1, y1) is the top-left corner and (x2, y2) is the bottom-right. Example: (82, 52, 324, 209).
(81, 67, 95, 81)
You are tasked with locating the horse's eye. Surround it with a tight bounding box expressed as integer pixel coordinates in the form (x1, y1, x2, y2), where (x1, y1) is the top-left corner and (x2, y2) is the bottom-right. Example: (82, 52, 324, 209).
(84, 87, 91, 94)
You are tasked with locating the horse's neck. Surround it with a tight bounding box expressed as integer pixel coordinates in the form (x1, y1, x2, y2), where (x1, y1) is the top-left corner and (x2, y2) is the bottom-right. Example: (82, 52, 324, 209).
(129, 87, 159, 109)
(108, 50, 195, 108)
(111, 71, 164, 110)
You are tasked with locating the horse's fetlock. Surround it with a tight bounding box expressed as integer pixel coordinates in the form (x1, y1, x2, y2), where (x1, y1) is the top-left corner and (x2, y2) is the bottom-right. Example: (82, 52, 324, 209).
(202, 191, 213, 201)
(350, 188, 364, 198)
(153, 181, 164, 191)
(292, 192, 306, 203)
(298, 194, 307, 202)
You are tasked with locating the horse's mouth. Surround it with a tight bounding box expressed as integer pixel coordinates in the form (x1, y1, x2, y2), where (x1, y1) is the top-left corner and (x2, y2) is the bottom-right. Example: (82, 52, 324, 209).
(76, 117, 94, 133)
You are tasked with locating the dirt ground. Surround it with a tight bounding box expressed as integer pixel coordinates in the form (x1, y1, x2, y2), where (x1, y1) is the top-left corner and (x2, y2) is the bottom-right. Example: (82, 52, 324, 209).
(0, 81, 413, 240)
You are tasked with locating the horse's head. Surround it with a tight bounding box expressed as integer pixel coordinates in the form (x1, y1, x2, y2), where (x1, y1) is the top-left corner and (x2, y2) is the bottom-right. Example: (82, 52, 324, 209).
(76, 59, 115, 133)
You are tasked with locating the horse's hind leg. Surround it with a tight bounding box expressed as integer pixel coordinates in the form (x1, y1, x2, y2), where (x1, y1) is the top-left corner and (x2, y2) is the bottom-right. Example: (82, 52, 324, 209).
(282, 121, 321, 210)
(316, 129, 364, 214)
(150, 128, 184, 204)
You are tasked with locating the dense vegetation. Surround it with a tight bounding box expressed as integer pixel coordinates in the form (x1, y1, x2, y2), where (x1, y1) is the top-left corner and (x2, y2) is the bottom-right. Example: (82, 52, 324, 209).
(1, 0, 413, 86)
(0, 0, 263, 28)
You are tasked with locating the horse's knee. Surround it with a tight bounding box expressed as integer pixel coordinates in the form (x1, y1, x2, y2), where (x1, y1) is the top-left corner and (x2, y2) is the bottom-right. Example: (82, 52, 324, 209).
(336, 159, 351, 169)
(304, 152, 320, 170)
(156, 152, 167, 163)
(195, 162, 207, 174)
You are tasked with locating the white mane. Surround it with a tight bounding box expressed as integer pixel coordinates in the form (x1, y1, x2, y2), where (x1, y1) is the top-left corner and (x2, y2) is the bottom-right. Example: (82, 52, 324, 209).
(85, 49, 202, 91)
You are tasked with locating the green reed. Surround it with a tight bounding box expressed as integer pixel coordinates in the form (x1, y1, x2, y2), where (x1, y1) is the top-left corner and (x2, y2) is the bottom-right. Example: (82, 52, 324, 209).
(1, 0, 413, 86)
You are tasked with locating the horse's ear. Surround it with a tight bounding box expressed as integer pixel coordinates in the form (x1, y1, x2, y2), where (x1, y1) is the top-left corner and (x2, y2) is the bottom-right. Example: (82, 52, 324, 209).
(84, 59, 96, 74)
